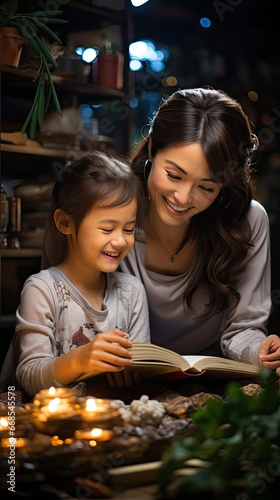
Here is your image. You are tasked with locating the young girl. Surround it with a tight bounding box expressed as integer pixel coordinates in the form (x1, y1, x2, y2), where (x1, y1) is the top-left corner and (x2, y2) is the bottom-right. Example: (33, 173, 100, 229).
(1, 150, 150, 397)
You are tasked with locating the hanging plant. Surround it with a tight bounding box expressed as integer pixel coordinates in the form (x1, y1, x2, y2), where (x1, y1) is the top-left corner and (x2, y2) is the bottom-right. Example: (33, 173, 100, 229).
(0, 0, 67, 139)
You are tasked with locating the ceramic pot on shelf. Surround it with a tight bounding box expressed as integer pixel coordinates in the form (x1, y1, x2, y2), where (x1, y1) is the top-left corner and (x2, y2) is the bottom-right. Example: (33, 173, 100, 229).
(97, 52, 124, 90)
(0, 26, 23, 67)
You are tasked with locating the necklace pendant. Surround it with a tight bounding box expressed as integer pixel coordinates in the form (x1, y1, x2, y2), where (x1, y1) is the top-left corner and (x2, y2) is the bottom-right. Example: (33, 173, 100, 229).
(170, 256, 175, 263)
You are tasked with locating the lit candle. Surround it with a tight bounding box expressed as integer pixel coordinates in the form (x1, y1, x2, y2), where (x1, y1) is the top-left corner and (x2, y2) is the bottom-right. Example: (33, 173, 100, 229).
(49, 397, 60, 412)
(83, 398, 97, 419)
(0, 416, 9, 438)
(39, 397, 76, 420)
(86, 398, 111, 412)
(74, 428, 113, 442)
(1, 437, 28, 449)
(34, 386, 78, 407)
(0, 406, 35, 440)
(81, 397, 110, 420)
(80, 397, 120, 425)
(0, 415, 10, 438)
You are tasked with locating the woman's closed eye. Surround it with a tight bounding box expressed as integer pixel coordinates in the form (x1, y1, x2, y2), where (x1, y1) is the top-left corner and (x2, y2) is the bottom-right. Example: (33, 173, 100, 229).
(199, 185, 215, 193)
(165, 170, 182, 180)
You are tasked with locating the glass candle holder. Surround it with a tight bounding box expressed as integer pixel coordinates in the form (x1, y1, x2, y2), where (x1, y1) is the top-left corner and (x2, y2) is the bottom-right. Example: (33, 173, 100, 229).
(0, 415, 9, 438)
(74, 427, 113, 443)
(39, 398, 77, 421)
(33, 386, 79, 408)
(80, 397, 120, 426)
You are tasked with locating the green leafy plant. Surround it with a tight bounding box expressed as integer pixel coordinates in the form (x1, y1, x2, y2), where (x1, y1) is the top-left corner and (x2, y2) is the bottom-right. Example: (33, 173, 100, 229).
(157, 369, 280, 499)
(0, 0, 67, 138)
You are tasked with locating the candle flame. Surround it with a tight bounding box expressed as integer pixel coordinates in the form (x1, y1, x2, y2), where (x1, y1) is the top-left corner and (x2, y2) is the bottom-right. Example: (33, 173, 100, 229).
(86, 398, 96, 412)
(48, 397, 60, 412)
(0, 417, 8, 428)
(49, 386, 56, 395)
(90, 428, 102, 437)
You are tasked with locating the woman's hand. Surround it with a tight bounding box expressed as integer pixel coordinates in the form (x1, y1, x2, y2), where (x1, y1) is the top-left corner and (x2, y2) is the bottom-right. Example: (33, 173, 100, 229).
(258, 334, 280, 376)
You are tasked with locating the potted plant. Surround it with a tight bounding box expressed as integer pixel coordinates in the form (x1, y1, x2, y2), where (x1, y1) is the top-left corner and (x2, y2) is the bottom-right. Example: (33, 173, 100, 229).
(0, 0, 67, 139)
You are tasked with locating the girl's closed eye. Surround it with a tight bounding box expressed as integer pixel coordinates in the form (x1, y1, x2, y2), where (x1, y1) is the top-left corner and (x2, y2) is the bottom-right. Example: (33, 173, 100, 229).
(124, 227, 136, 234)
(100, 227, 135, 234)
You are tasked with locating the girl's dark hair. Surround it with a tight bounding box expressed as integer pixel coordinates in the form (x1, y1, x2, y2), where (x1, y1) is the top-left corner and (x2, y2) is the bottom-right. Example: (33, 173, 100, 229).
(130, 87, 259, 319)
(42, 150, 145, 268)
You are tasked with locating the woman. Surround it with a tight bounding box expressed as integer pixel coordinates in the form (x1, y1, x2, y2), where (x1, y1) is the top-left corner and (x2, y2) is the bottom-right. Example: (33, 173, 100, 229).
(120, 87, 280, 372)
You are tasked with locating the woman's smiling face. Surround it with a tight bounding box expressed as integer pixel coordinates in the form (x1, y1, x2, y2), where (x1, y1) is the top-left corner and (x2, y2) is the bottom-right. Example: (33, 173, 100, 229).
(147, 142, 222, 226)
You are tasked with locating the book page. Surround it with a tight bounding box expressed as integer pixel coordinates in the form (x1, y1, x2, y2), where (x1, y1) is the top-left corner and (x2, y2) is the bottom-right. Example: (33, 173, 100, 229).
(131, 343, 190, 371)
(131, 344, 261, 377)
(182, 355, 211, 367)
(183, 355, 261, 376)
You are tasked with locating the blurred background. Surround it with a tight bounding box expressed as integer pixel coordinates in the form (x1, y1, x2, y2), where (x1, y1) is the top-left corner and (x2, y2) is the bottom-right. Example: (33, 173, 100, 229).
(129, 0, 279, 149)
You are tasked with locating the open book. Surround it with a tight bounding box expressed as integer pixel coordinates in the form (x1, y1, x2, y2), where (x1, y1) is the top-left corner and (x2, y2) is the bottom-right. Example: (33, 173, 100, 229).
(75, 342, 262, 383)
(128, 343, 262, 380)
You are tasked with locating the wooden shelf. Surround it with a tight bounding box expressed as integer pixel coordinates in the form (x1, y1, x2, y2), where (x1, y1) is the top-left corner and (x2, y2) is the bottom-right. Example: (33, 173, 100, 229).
(53, 77, 125, 99)
(1, 143, 72, 158)
(0, 65, 37, 80)
(1, 66, 125, 99)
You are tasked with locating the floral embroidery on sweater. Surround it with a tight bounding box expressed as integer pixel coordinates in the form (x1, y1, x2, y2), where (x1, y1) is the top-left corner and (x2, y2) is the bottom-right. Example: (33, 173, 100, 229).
(53, 280, 71, 317)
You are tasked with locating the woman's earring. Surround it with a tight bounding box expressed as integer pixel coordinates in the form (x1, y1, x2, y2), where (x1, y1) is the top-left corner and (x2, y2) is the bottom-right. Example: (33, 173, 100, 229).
(143, 159, 151, 183)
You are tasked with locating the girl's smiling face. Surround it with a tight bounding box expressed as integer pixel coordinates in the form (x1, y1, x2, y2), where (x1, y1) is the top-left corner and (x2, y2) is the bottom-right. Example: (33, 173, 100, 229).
(147, 143, 222, 226)
(67, 197, 137, 273)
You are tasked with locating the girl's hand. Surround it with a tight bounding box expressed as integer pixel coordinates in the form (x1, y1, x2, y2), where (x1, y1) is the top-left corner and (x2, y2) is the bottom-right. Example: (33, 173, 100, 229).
(259, 334, 280, 376)
(75, 328, 133, 375)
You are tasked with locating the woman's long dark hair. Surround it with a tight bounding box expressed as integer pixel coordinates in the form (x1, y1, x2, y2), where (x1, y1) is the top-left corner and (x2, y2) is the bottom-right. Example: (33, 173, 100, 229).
(130, 87, 259, 319)
(42, 150, 145, 268)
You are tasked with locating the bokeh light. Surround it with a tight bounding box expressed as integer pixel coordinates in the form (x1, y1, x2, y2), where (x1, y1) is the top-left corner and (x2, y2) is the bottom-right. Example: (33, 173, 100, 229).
(200, 17, 211, 28)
